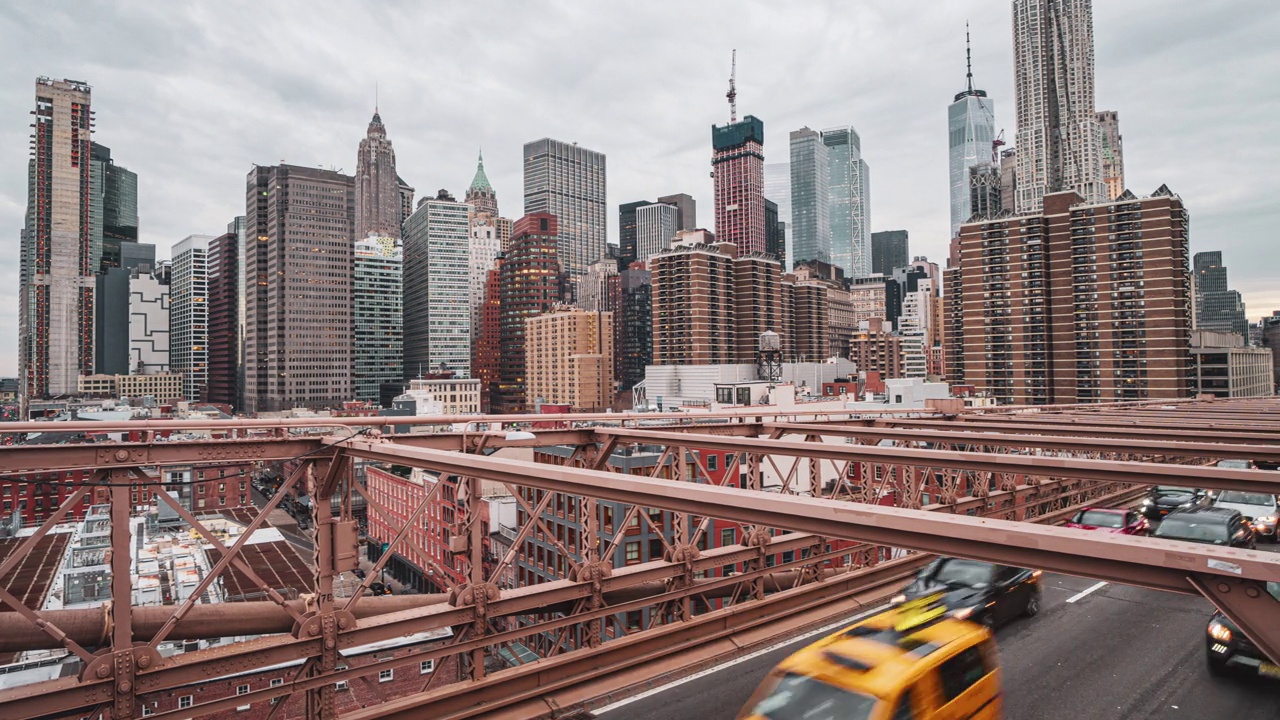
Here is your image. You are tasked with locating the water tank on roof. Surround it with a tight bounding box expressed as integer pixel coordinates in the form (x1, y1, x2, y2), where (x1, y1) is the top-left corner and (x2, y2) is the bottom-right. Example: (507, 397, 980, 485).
(758, 331, 780, 352)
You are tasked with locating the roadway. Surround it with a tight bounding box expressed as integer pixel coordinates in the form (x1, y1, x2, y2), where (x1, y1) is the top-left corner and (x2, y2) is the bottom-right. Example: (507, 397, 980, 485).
(591, 559, 1280, 719)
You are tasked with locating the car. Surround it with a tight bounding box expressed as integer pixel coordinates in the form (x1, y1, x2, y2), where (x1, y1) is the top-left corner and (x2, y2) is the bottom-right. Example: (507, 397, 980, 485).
(1152, 507, 1255, 549)
(1065, 507, 1149, 535)
(1211, 491, 1279, 541)
(1140, 485, 1211, 520)
(1206, 582, 1280, 678)
(736, 595, 1002, 720)
(892, 557, 1041, 629)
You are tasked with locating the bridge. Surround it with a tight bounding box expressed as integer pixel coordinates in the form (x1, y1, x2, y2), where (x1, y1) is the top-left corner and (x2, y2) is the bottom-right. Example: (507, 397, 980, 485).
(0, 398, 1277, 718)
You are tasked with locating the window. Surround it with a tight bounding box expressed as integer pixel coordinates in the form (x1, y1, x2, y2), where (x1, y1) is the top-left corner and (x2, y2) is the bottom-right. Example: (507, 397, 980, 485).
(706, 455, 718, 472)
(335, 681, 349, 691)
(142, 707, 153, 717)
(379, 668, 394, 682)
(236, 685, 249, 696)
(178, 696, 193, 709)
(625, 610, 643, 630)
(270, 678, 283, 688)
(892, 688, 917, 719)
(420, 659, 435, 674)
(938, 646, 989, 701)
(625, 541, 640, 563)
(721, 528, 736, 547)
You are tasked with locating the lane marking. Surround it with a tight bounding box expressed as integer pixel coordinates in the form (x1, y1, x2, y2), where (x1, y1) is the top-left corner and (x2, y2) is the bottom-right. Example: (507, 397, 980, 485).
(593, 602, 890, 715)
(1066, 581, 1108, 603)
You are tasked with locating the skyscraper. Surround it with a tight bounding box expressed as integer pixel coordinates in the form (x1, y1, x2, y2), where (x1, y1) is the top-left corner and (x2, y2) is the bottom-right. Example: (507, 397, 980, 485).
(1097, 110, 1125, 201)
(617, 264, 652, 391)
(397, 176, 415, 228)
(496, 214, 565, 412)
(89, 142, 139, 271)
(20, 78, 96, 400)
(205, 230, 239, 406)
(353, 237, 403, 403)
(618, 200, 649, 268)
(948, 29, 997, 238)
(824, 126, 871, 278)
(355, 110, 402, 239)
(952, 187, 1191, 404)
(712, 115, 766, 257)
(525, 308, 614, 411)
(465, 150, 499, 217)
(651, 240, 737, 365)
(171, 235, 212, 402)
(128, 261, 170, 376)
(244, 165, 355, 413)
(469, 214, 503, 344)
(1012, 0, 1106, 212)
(1193, 251, 1248, 339)
(635, 202, 679, 262)
(764, 199, 785, 262)
(473, 256, 504, 412)
(789, 127, 831, 266)
(763, 162, 792, 268)
(871, 230, 910, 276)
(403, 190, 473, 379)
(656, 193, 697, 232)
(94, 241, 155, 375)
(523, 138, 606, 281)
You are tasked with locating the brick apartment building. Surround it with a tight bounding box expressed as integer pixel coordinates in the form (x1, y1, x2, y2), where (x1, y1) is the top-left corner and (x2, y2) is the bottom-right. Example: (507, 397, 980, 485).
(949, 188, 1192, 404)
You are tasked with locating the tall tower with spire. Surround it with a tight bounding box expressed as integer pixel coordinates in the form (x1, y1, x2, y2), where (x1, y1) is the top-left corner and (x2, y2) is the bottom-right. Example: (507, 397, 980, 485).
(712, 51, 766, 257)
(465, 150, 499, 216)
(948, 23, 997, 238)
(355, 109, 402, 239)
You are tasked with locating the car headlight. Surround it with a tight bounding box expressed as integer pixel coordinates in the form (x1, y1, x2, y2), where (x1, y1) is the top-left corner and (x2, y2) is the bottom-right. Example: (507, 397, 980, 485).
(1142, 498, 1154, 505)
(890, 594, 906, 605)
(948, 606, 977, 620)
(1179, 502, 1193, 509)
(1259, 516, 1277, 524)
(1208, 620, 1232, 642)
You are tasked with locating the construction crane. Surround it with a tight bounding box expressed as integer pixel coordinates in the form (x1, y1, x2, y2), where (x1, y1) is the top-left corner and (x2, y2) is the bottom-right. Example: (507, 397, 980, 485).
(726, 49, 737, 123)
(992, 129, 1006, 164)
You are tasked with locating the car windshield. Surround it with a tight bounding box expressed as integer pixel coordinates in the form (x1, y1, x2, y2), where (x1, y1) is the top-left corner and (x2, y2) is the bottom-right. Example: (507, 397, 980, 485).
(1154, 486, 1194, 495)
(1075, 510, 1125, 528)
(1154, 517, 1228, 544)
(1216, 491, 1274, 507)
(746, 672, 878, 720)
(930, 559, 994, 588)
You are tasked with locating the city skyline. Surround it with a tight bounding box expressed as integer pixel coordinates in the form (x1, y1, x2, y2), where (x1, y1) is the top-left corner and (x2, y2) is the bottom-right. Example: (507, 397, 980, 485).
(0, 1, 1277, 373)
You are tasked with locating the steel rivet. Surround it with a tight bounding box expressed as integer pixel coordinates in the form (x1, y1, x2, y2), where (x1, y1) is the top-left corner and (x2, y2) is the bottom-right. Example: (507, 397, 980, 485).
(1218, 582, 1231, 593)
(1245, 586, 1260, 598)
(117, 681, 131, 693)
(96, 665, 111, 678)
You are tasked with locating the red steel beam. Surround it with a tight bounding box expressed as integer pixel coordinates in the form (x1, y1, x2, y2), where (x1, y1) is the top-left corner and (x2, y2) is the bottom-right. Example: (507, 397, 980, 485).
(867, 417, 1280, 445)
(589, 428, 1280, 494)
(766, 422, 1280, 461)
(0, 438, 327, 473)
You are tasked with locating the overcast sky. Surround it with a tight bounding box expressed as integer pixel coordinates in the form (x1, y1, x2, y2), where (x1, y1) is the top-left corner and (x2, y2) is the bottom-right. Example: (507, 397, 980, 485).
(2, 1, 1278, 376)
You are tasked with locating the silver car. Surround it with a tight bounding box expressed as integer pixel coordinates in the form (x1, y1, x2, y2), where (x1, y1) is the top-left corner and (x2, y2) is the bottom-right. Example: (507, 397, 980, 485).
(1212, 490, 1279, 540)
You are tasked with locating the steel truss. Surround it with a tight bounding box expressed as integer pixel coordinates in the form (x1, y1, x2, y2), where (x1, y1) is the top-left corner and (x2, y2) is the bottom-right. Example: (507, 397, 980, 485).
(0, 399, 1275, 719)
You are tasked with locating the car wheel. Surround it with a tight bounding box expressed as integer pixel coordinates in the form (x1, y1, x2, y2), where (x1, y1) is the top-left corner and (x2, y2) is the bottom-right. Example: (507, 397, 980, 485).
(1024, 590, 1041, 618)
(1207, 652, 1230, 677)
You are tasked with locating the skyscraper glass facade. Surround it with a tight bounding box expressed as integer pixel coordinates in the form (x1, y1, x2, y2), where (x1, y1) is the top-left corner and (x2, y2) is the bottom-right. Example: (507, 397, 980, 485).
(354, 237, 403, 403)
(1193, 251, 1249, 339)
(789, 128, 831, 266)
(763, 162, 792, 269)
(948, 92, 996, 238)
(824, 126, 871, 278)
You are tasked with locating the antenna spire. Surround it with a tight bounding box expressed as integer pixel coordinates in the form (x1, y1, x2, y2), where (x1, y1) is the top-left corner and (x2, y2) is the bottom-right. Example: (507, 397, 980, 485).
(726, 49, 738, 123)
(375, 81, 379, 113)
(965, 22, 974, 93)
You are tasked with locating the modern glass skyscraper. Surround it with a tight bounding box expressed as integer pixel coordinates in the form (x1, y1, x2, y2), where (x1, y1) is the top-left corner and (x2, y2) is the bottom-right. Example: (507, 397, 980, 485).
(824, 126, 871, 278)
(1193, 251, 1249, 339)
(354, 237, 403, 403)
(789, 127, 831, 266)
(90, 142, 139, 272)
(763, 162, 792, 268)
(1013, 0, 1106, 212)
(948, 31, 996, 239)
(523, 138, 606, 281)
(403, 190, 472, 379)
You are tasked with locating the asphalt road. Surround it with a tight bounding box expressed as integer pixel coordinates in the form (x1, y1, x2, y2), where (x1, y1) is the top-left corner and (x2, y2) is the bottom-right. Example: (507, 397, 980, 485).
(592, 556, 1280, 720)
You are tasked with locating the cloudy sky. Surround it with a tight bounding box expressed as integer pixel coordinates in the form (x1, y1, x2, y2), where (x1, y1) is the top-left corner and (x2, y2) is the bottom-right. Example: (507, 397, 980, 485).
(1, 1, 1277, 376)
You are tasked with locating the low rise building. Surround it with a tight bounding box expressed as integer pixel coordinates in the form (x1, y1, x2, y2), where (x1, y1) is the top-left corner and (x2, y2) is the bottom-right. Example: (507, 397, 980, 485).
(1189, 330, 1274, 398)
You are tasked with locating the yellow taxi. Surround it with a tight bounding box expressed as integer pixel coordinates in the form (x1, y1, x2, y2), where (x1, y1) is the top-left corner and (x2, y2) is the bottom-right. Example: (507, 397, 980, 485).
(736, 594, 1002, 719)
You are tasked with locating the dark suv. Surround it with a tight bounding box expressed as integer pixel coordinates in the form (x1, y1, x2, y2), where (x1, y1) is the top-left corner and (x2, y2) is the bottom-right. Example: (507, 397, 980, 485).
(1152, 507, 1255, 549)
(1140, 485, 1210, 521)
(893, 557, 1041, 629)
(1206, 582, 1280, 678)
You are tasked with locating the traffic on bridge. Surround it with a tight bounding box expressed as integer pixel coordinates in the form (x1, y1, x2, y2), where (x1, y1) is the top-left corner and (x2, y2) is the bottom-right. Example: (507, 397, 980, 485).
(0, 398, 1277, 719)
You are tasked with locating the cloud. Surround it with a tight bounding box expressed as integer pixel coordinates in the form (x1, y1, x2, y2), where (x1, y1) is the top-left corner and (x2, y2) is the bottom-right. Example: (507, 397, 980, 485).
(1, 0, 1277, 376)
